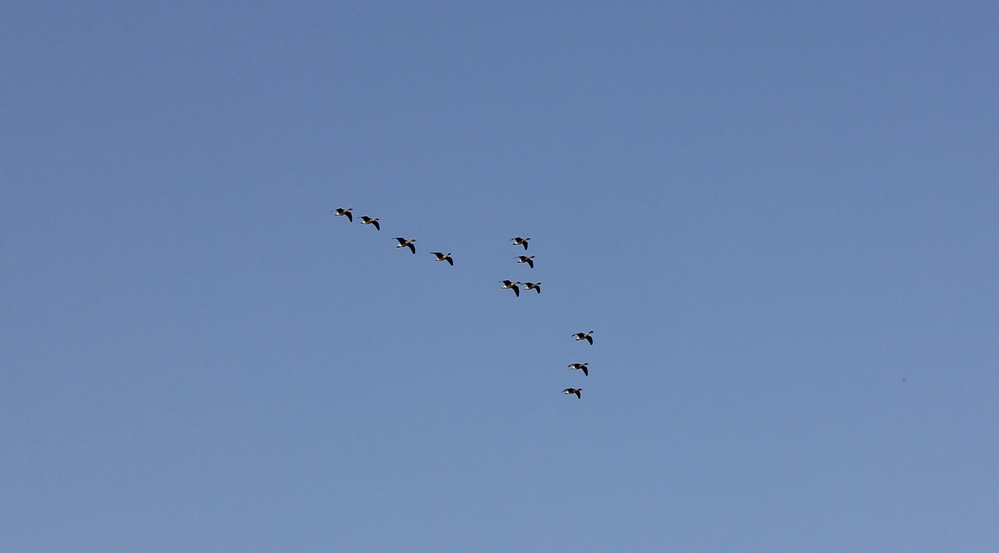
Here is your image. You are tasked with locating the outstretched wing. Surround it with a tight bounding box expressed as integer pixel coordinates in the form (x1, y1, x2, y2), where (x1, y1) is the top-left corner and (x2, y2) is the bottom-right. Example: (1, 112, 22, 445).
(585, 335, 593, 345)
(407, 242, 416, 254)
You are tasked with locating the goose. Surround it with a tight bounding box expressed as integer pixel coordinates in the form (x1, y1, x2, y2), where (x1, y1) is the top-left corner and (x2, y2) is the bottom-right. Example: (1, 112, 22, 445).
(511, 237, 531, 250)
(563, 388, 582, 399)
(360, 216, 380, 230)
(516, 255, 535, 268)
(499, 280, 521, 297)
(394, 237, 416, 254)
(568, 362, 589, 376)
(331, 208, 353, 222)
(522, 282, 542, 294)
(572, 331, 594, 345)
(430, 252, 453, 266)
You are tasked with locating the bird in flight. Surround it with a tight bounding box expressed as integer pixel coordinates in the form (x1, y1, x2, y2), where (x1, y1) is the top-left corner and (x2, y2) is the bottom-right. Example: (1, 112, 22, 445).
(511, 237, 531, 250)
(522, 282, 541, 294)
(431, 252, 453, 266)
(394, 237, 416, 254)
(572, 331, 594, 345)
(332, 208, 353, 221)
(516, 255, 535, 268)
(499, 280, 521, 297)
(360, 216, 380, 230)
(568, 363, 589, 376)
(563, 388, 582, 399)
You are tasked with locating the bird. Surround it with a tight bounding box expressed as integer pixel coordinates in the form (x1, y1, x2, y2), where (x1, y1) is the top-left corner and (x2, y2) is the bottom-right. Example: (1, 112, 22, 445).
(331, 208, 353, 222)
(499, 280, 521, 297)
(394, 237, 416, 254)
(516, 255, 535, 268)
(563, 388, 582, 399)
(360, 216, 380, 230)
(431, 252, 453, 265)
(572, 331, 594, 345)
(568, 362, 589, 376)
(522, 282, 542, 294)
(511, 237, 531, 250)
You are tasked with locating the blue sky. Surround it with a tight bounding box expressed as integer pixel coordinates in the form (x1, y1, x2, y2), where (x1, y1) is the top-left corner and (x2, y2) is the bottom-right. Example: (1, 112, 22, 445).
(2, 1, 998, 551)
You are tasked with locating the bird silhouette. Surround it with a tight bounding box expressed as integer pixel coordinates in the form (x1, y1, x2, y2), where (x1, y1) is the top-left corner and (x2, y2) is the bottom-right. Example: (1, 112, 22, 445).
(332, 208, 353, 222)
(499, 280, 521, 297)
(431, 252, 453, 265)
(394, 237, 416, 254)
(568, 362, 589, 376)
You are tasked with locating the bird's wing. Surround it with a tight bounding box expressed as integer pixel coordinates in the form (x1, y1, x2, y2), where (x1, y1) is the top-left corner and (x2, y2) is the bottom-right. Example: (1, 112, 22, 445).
(585, 336, 593, 345)
(407, 243, 416, 254)
(372, 221, 380, 230)
(446, 257, 453, 266)
(346, 212, 353, 221)
(513, 286, 520, 297)
(582, 367, 588, 376)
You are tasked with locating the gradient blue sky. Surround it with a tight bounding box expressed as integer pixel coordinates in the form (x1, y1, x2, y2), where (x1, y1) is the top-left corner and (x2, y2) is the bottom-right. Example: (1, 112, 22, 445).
(3, 1, 998, 551)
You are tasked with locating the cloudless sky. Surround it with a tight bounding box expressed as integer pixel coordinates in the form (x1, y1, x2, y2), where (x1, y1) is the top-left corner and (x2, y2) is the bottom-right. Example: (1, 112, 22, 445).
(3, 1, 998, 551)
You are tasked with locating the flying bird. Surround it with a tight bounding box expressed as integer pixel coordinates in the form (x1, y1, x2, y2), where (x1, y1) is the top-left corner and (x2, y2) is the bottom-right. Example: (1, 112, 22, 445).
(511, 237, 531, 250)
(431, 252, 453, 266)
(568, 363, 589, 376)
(331, 208, 353, 221)
(360, 216, 380, 230)
(572, 331, 594, 345)
(516, 255, 535, 268)
(499, 280, 521, 297)
(522, 282, 542, 294)
(563, 388, 582, 399)
(394, 237, 416, 254)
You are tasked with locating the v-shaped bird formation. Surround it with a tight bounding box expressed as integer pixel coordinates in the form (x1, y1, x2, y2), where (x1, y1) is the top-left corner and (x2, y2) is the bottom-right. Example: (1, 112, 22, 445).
(333, 207, 598, 400)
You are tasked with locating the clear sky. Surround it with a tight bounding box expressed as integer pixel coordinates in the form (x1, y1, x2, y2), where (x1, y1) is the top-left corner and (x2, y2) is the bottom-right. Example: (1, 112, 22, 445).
(3, 1, 998, 551)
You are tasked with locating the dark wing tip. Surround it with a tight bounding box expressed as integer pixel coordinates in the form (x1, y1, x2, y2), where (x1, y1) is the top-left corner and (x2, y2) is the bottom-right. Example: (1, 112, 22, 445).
(408, 243, 416, 254)
(586, 336, 593, 345)
(446, 257, 453, 266)
(373, 221, 380, 230)
(582, 367, 588, 376)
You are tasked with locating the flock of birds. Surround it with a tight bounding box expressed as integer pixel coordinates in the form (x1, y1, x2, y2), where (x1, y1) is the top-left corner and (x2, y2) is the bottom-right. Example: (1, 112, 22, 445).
(333, 207, 596, 400)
